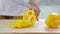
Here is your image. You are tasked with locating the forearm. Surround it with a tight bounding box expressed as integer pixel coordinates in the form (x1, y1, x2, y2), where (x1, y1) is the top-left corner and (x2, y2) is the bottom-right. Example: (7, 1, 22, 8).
(29, 0, 40, 20)
(29, 0, 39, 8)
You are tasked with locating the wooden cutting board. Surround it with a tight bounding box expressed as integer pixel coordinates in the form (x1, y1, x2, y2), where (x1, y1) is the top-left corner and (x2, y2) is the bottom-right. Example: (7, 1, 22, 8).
(0, 19, 60, 34)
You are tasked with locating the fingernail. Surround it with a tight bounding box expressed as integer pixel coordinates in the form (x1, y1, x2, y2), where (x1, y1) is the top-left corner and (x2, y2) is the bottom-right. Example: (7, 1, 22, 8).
(37, 19, 39, 21)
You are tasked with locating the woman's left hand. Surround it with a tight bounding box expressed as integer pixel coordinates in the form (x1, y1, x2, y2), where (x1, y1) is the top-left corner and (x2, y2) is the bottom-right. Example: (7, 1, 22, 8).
(29, 0, 40, 21)
(34, 8, 40, 21)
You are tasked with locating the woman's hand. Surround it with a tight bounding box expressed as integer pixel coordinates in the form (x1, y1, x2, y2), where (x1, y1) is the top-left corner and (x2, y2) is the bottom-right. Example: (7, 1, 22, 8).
(29, 0, 40, 21)
(34, 8, 40, 21)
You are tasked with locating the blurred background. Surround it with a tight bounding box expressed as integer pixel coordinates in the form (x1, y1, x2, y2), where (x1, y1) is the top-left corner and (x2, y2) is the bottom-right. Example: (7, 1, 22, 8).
(39, 0, 60, 19)
(0, 0, 60, 19)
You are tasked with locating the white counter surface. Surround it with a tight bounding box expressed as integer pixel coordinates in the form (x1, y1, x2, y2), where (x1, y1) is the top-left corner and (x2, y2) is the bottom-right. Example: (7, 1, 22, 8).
(0, 19, 60, 34)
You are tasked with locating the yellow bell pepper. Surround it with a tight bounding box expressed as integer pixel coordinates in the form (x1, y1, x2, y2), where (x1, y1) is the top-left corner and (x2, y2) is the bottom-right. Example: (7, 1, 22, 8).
(45, 13, 60, 28)
(26, 10, 35, 16)
(23, 14, 29, 20)
(12, 19, 34, 28)
(23, 10, 36, 22)
(11, 10, 37, 28)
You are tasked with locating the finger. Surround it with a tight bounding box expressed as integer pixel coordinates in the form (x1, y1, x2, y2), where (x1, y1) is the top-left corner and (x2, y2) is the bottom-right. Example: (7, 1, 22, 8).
(34, 8, 40, 21)
(35, 12, 38, 21)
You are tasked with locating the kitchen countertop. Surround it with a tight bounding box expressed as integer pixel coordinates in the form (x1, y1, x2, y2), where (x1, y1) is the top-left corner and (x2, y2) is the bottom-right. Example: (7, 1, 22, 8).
(0, 19, 60, 34)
